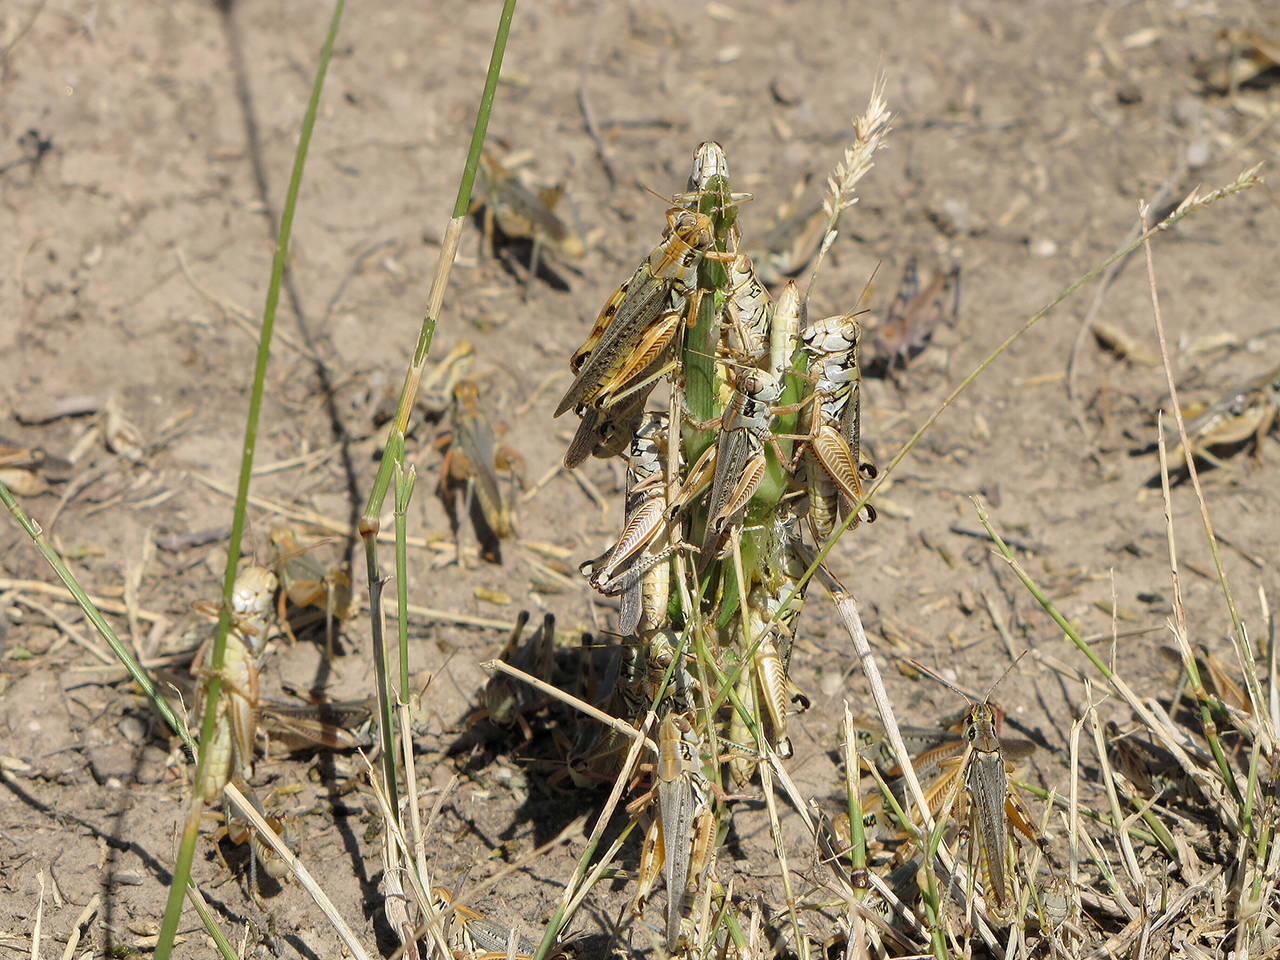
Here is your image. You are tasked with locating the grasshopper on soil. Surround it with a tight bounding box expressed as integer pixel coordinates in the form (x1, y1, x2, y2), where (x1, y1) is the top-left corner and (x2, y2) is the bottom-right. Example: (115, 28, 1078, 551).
(268, 526, 354, 654)
(1171, 361, 1280, 466)
(867, 257, 960, 377)
(438, 379, 523, 555)
(800, 314, 877, 542)
(471, 148, 584, 288)
(431, 885, 542, 959)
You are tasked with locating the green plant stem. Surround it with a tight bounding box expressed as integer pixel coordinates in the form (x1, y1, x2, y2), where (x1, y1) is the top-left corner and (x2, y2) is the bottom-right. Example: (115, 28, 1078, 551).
(155, 5, 345, 957)
(357, 0, 518, 822)
(0, 482, 192, 755)
(394, 460, 415, 703)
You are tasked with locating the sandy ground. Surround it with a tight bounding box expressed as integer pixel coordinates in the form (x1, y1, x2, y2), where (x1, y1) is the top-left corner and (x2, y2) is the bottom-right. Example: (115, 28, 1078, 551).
(1, 0, 1278, 957)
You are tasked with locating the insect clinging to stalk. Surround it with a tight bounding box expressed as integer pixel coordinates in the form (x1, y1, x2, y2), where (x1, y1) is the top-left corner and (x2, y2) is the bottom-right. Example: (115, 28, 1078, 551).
(191, 565, 279, 802)
(579, 412, 675, 636)
(800, 313, 877, 542)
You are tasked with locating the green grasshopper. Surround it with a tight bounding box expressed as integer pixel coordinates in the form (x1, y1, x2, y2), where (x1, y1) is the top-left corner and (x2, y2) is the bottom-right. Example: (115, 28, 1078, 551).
(695, 368, 785, 567)
(190, 565, 278, 802)
(800, 314, 877, 542)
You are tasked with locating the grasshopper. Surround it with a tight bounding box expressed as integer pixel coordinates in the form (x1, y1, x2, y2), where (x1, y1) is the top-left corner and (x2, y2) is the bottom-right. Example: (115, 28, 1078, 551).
(905, 660, 1047, 923)
(1171, 361, 1280, 466)
(867, 258, 960, 377)
(268, 526, 354, 655)
(696, 368, 784, 566)
(467, 611, 557, 740)
(438, 379, 523, 553)
(214, 786, 295, 894)
(729, 583, 806, 766)
(555, 208, 717, 420)
(416, 339, 477, 420)
(258, 695, 376, 753)
(431, 885, 541, 959)
(629, 713, 719, 952)
(748, 201, 828, 287)
(720, 252, 773, 368)
(799, 313, 877, 542)
(471, 148, 584, 290)
(832, 711, 1038, 874)
(579, 413, 674, 635)
(191, 565, 279, 802)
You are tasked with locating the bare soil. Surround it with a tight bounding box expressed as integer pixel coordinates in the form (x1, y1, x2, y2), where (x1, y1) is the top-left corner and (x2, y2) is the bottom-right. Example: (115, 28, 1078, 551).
(1, 1, 1277, 957)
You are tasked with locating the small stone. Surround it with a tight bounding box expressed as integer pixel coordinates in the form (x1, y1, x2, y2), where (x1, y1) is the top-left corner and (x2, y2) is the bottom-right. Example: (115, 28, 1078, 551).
(1030, 237, 1058, 259)
(1172, 96, 1201, 128)
(118, 716, 146, 744)
(1186, 138, 1210, 168)
(770, 77, 801, 107)
(1116, 84, 1143, 105)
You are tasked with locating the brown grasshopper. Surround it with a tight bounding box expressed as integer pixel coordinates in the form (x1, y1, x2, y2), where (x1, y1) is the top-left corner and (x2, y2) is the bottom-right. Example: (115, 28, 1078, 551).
(905, 660, 1047, 923)
(416, 339, 477, 420)
(268, 526, 354, 655)
(629, 712, 720, 952)
(556, 207, 728, 422)
(1171, 361, 1280, 466)
(258, 695, 376, 754)
(213, 785, 295, 894)
(430, 884, 581, 960)
(867, 258, 961, 377)
(748, 202, 828, 287)
(800, 314, 878, 542)
(438, 379, 523, 556)
(579, 413, 675, 636)
(471, 148, 584, 290)
(191, 565, 278, 802)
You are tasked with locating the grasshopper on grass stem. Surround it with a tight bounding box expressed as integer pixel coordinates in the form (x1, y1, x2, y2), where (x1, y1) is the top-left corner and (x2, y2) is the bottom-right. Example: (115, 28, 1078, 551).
(905, 657, 1047, 924)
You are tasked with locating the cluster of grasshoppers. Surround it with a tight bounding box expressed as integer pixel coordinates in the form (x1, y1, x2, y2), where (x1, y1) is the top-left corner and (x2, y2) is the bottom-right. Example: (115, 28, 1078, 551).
(546, 141, 888, 952)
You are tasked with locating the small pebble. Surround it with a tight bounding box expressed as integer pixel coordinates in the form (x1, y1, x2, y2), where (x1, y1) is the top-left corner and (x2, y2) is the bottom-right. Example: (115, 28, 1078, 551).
(1030, 237, 1058, 259)
(118, 716, 146, 744)
(770, 77, 801, 106)
(1172, 96, 1201, 128)
(1116, 84, 1143, 105)
(1186, 138, 1210, 168)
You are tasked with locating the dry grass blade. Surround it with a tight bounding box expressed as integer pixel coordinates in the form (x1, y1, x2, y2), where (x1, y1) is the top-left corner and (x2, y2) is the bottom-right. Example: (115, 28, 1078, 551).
(223, 782, 373, 960)
(481, 657, 656, 753)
